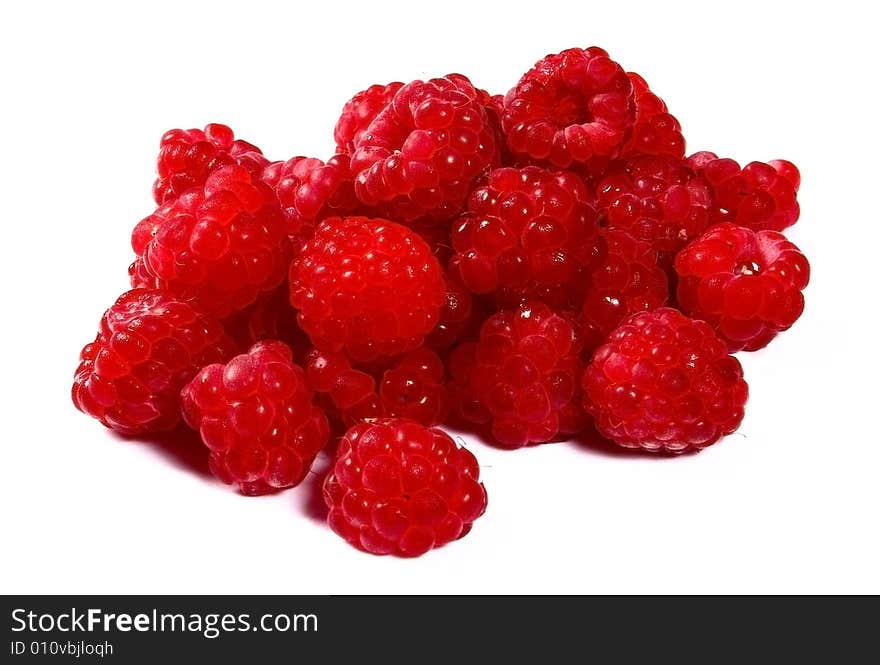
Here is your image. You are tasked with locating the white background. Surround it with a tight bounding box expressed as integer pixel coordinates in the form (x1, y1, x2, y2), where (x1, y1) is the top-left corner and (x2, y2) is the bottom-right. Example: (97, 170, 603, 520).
(1, 0, 877, 594)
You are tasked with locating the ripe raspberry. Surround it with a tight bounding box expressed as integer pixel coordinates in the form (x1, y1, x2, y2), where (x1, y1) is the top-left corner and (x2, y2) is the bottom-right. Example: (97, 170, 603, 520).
(451, 166, 601, 305)
(289, 216, 445, 362)
(451, 301, 586, 448)
(686, 152, 800, 232)
(620, 72, 685, 159)
(261, 154, 360, 236)
(502, 47, 635, 169)
(596, 154, 712, 256)
(180, 341, 329, 496)
(349, 75, 497, 222)
(581, 229, 669, 350)
(323, 419, 487, 556)
(72, 289, 236, 436)
(674, 223, 810, 351)
(153, 123, 268, 205)
(583, 307, 748, 453)
(132, 165, 290, 318)
(334, 82, 404, 155)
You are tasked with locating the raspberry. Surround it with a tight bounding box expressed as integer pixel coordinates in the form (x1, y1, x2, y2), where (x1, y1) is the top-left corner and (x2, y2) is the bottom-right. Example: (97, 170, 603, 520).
(334, 82, 404, 155)
(674, 223, 810, 351)
(180, 341, 329, 496)
(686, 152, 800, 232)
(582, 307, 748, 453)
(451, 301, 586, 448)
(323, 419, 487, 556)
(425, 271, 479, 351)
(153, 123, 268, 205)
(596, 154, 712, 256)
(451, 166, 601, 306)
(349, 75, 497, 222)
(289, 216, 445, 362)
(128, 257, 158, 289)
(72, 288, 236, 436)
(132, 165, 290, 318)
(502, 47, 635, 168)
(620, 72, 685, 159)
(261, 154, 359, 236)
(581, 228, 669, 350)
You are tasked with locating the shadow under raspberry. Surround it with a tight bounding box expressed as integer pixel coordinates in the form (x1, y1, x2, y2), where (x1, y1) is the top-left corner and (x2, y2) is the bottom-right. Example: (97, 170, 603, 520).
(113, 425, 213, 480)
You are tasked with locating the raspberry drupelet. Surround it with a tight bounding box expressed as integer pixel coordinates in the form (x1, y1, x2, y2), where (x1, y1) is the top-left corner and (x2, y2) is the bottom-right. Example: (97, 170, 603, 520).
(349, 75, 497, 223)
(581, 228, 669, 351)
(180, 341, 329, 496)
(582, 307, 748, 453)
(334, 82, 405, 155)
(451, 300, 587, 448)
(595, 154, 713, 257)
(132, 165, 290, 318)
(502, 47, 635, 169)
(72, 289, 236, 436)
(323, 419, 488, 557)
(153, 123, 268, 205)
(221, 284, 311, 356)
(289, 216, 445, 363)
(686, 152, 800, 232)
(425, 270, 480, 351)
(620, 72, 685, 159)
(451, 166, 601, 306)
(674, 223, 810, 352)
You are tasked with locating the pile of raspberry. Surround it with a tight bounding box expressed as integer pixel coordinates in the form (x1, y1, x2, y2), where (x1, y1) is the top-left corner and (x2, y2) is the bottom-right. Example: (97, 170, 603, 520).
(73, 46, 809, 557)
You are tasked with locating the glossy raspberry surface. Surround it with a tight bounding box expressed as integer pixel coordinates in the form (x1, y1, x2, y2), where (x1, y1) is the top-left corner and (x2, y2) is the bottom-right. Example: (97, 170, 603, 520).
(502, 47, 635, 168)
(334, 82, 404, 155)
(132, 165, 290, 318)
(153, 123, 268, 205)
(349, 75, 497, 222)
(180, 341, 329, 495)
(72, 289, 236, 435)
(675, 223, 810, 351)
(686, 152, 800, 232)
(451, 166, 601, 305)
(596, 154, 712, 256)
(323, 419, 487, 557)
(581, 228, 669, 350)
(289, 216, 445, 362)
(620, 72, 685, 159)
(451, 301, 586, 448)
(583, 307, 748, 453)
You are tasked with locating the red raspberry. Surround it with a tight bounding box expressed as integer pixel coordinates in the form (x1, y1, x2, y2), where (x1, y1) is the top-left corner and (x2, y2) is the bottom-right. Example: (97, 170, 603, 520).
(132, 165, 290, 318)
(289, 216, 445, 362)
(334, 82, 404, 155)
(128, 257, 158, 289)
(596, 154, 712, 256)
(153, 123, 268, 205)
(323, 419, 487, 556)
(583, 307, 748, 453)
(72, 289, 236, 436)
(304, 347, 376, 419)
(502, 47, 635, 169)
(349, 75, 497, 222)
(451, 301, 586, 448)
(581, 228, 669, 350)
(451, 166, 601, 306)
(620, 72, 685, 159)
(425, 271, 479, 351)
(674, 223, 810, 351)
(686, 152, 800, 232)
(261, 154, 359, 236)
(180, 341, 329, 496)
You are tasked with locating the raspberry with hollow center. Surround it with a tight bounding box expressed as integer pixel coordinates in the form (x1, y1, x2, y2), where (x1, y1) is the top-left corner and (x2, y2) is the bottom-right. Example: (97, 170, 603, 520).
(289, 216, 445, 362)
(502, 46, 635, 168)
(72, 288, 236, 436)
(180, 341, 329, 496)
(132, 165, 290, 318)
(349, 75, 497, 223)
(674, 223, 810, 351)
(323, 419, 488, 557)
(451, 300, 587, 448)
(451, 166, 601, 305)
(620, 72, 685, 159)
(153, 123, 268, 205)
(686, 152, 800, 232)
(583, 307, 748, 453)
(596, 154, 712, 256)
(334, 82, 404, 155)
